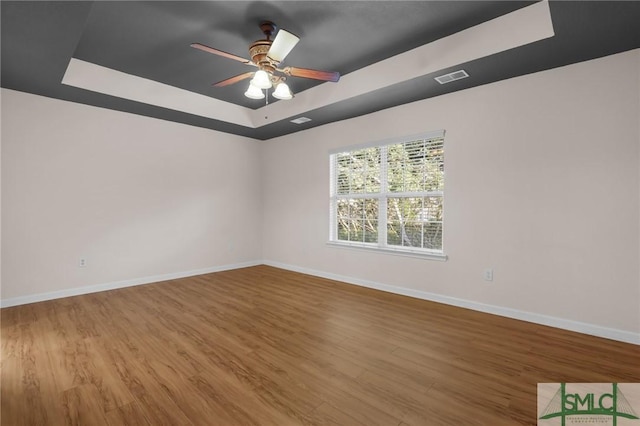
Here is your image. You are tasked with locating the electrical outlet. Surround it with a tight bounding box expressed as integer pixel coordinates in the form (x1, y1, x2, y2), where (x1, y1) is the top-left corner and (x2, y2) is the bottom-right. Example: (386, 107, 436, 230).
(79, 258, 87, 268)
(483, 268, 493, 281)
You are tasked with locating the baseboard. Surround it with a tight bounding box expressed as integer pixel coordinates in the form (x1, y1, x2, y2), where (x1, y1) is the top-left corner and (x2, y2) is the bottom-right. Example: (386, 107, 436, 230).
(0, 260, 262, 308)
(263, 260, 640, 346)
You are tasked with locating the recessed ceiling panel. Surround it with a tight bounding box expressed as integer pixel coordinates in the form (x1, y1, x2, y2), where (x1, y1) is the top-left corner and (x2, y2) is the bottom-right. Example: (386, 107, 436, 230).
(71, 1, 534, 108)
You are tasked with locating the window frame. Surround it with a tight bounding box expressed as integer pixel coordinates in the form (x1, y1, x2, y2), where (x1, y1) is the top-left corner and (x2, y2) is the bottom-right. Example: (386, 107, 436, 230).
(328, 130, 447, 261)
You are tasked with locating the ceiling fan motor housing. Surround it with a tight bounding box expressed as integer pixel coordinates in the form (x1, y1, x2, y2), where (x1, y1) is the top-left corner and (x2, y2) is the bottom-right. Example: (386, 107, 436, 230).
(250, 21, 279, 75)
(249, 40, 276, 74)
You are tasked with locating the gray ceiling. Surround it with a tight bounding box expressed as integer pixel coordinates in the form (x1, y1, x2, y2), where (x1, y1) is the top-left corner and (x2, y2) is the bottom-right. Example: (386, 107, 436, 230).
(2, 1, 639, 140)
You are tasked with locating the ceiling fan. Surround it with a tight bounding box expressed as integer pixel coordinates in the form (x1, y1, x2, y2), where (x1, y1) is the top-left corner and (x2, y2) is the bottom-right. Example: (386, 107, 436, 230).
(191, 21, 340, 101)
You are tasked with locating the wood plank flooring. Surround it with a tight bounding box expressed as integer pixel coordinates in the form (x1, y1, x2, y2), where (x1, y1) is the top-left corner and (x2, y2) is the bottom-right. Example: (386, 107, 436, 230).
(1, 265, 638, 425)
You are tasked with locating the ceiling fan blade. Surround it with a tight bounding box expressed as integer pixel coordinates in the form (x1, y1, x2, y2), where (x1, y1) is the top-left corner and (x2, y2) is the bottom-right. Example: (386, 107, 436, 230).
(268, 29, 300, 63)
(213, 72, 255, 87)
(281, 66, 340, 82)
(190, 43, 253, 65)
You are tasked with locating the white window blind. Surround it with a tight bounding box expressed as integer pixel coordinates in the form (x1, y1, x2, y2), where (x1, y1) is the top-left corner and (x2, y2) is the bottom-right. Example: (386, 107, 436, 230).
(329, 131, 445, 257)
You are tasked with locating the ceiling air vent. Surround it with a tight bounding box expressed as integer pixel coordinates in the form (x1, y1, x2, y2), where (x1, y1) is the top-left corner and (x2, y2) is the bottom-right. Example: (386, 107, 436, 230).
(290, 117, 312, 124)
(435, 70, 469, 85)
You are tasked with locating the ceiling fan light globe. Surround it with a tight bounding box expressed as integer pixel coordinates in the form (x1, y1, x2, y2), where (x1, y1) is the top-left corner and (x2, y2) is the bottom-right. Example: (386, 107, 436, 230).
(251, 70, 272, 89)
(273, 82, 293, 100)
(268, 29, 300, 63)
(244, 83, 265, 99)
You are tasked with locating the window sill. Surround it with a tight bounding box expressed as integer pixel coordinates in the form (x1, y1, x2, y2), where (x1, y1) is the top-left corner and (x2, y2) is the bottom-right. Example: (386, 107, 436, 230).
(326, 241, 448, 261)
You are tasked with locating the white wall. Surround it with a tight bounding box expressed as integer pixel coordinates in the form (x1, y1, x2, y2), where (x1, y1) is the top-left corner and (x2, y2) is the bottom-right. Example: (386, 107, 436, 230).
(2, 50, 639, 343)
(0, 91, 3, 299)
(1, 89, 262, 303)
(261, 50, 640, 341)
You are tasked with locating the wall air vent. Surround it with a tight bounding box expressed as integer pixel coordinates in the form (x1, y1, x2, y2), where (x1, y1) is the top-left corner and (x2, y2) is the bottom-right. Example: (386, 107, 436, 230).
(290, 117, 312, 125)
(435, 70, 469, 85)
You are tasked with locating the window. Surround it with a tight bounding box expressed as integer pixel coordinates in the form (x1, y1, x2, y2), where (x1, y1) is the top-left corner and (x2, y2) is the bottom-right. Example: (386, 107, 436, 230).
(329, 130, 445, 259)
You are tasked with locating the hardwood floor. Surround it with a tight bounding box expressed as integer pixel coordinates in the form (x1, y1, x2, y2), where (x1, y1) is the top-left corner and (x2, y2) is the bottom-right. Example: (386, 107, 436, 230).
(1, 265, 638, 425)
